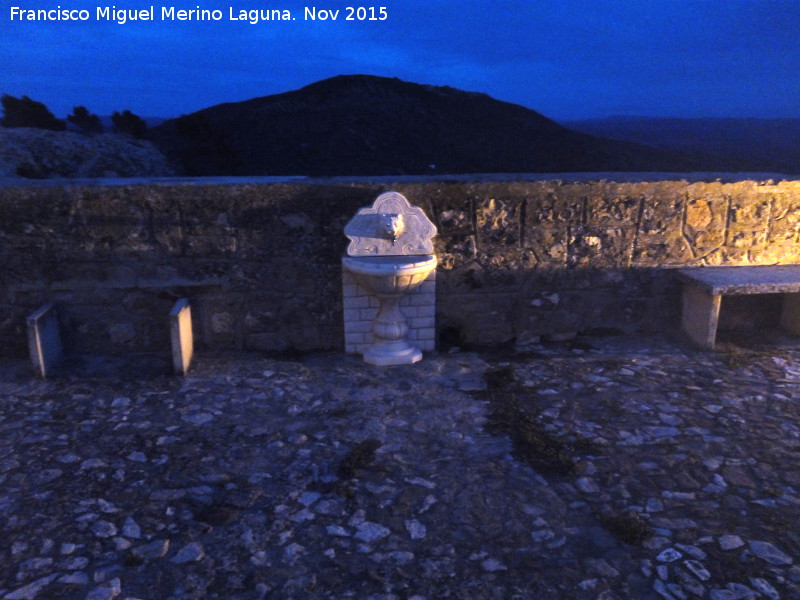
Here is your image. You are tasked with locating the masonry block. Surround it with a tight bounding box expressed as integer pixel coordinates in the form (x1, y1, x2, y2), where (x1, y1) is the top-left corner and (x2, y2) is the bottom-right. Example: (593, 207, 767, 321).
(360, 307, 379, 320)
(345, 320, 372, 334)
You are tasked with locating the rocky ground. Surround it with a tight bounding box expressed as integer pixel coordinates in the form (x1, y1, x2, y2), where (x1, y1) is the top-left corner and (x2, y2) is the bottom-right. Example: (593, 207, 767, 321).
(0, 128, 174, 179)
(1, 331, 799, 599)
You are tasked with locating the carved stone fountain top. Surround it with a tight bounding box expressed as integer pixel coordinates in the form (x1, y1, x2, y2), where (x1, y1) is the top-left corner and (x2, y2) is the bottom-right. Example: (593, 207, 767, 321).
(344, 191, 437, 256)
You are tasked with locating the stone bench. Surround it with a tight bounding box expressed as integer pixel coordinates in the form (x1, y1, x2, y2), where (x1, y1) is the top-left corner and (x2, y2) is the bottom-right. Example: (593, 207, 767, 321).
(26, 298, 195, 378)
(677, 265, 800, 349)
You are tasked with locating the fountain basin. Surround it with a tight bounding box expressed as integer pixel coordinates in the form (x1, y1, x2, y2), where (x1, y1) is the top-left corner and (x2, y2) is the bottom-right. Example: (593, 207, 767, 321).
(342, 254, 437, 295)
(342, 254, 437, 365)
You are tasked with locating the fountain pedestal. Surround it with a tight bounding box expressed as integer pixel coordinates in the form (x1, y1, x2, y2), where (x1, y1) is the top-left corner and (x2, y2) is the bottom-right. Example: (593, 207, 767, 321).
(365, 292, 420, 365)
(343, 254, 437, 366)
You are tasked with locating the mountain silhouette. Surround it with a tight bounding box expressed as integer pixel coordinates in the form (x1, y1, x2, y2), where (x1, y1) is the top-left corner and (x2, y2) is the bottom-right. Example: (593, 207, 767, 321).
(149, 75, 686, 176)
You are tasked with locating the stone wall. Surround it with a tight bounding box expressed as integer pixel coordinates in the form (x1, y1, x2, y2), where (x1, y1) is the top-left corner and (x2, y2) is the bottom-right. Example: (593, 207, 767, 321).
(2, 175, 799, 358)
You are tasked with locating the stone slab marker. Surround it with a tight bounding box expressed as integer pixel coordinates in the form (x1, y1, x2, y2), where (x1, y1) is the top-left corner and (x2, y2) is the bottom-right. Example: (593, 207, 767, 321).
(27, 303, 63, 378)
(170, 298, 193, 375)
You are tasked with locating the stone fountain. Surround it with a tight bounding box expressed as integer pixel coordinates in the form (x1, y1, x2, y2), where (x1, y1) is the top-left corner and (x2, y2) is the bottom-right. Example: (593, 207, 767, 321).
(342, 191, 438, 365)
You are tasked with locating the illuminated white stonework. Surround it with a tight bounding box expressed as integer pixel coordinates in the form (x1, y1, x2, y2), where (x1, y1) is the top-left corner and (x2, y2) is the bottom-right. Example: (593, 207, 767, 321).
(343, 192, 438, 365)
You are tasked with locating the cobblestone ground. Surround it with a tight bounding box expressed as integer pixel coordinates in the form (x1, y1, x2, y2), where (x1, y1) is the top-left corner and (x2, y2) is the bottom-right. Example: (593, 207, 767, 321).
(1, 332, 800, 600)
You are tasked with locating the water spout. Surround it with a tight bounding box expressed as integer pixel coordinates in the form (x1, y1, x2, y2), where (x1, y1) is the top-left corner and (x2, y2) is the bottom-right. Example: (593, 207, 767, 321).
(380, 213, 405, 242)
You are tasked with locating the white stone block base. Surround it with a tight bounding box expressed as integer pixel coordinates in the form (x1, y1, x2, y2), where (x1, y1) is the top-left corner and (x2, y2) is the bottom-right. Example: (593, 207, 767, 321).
(342, 260, 436, 355)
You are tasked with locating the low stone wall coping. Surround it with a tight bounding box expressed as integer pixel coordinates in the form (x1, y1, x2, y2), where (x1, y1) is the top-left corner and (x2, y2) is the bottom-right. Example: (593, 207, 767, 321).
(1, 171, 798, 189)
(678, 265, 800, 296)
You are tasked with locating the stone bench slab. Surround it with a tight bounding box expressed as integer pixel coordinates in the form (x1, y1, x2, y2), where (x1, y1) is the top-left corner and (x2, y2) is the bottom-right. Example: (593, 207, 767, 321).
(677, 265, 800, 296)
(677, 265, 800, 349)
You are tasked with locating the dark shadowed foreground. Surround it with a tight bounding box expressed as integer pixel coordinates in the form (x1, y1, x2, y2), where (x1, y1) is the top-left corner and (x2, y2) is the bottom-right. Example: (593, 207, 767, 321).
(1, 332, 799, 599)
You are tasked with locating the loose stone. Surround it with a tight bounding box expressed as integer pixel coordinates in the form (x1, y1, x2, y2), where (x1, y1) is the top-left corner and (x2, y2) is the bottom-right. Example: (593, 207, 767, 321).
(126, 451, 147, 463)
(298, 491, 321, 507)
(182, 412, 214, 425)
(576, 477, 600, 493)
(419, 495, 437, 513)
(653, 578, 676, 599)
(326, 525, 350, 537)
(675, 567, 707, 596)
(354, 522, 391, 543)
(405, 519, 427, 540)
(578, 578, 598, 590)
(675, 544, 706, 560)
(4, 574, 59, 600)
(170, 542, 205, 564)
(748, 540, 793, 565)
(390, 550, 415, 564)
(657, 548, 683, 563)
(283, 543, 305, 563)
(61, 557, 90, 570)
(113, 537, 132, 551)
(59, 572, 90, 585)
(290, 508, 315, 523)
(646, 498, 664, 512)
(662, 491, 696, 501)
(91, 521, 118, 538)
(97, 500, 118, 514)
(719, 535, 745, 550)
(131, 540, 169, 561)
(481, 558, 507, 572)
(726, 582, 759, 598)
(111, 397, 130, 409)
(85, 578, 121, 600)
(749, 577, 780, 600)
(121, 517, 141, 538)
(684, 559, 711, 581)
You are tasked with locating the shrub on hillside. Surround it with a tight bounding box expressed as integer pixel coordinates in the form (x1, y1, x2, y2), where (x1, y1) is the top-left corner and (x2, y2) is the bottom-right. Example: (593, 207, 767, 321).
(1, 94, 66, 130)
(68, 106, 104, 134)
(112, 109, 147, 138)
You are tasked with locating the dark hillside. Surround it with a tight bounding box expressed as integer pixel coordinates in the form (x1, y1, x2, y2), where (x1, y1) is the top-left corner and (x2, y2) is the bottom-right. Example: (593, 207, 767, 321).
(150, 75, 685, 176)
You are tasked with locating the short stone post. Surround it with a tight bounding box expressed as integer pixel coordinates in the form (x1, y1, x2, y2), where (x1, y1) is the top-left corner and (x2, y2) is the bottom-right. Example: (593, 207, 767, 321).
(681, 284, 721, 350)
(27, 303, 63, 378)
(170, 298, 194, 375)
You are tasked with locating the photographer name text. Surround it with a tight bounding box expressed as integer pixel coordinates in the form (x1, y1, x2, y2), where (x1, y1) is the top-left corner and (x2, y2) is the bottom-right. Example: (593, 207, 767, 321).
(9, 5, 388, 24)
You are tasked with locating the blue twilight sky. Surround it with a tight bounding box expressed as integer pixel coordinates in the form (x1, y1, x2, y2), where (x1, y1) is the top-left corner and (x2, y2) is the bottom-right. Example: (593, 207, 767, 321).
(1, 0, 799, 122)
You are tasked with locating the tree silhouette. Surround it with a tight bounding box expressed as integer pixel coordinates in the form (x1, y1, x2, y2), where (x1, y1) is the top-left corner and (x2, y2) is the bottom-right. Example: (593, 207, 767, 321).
(67, 106, 103, 134)
(111, 110, 147, 138)
(1, 94, 65, 130)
